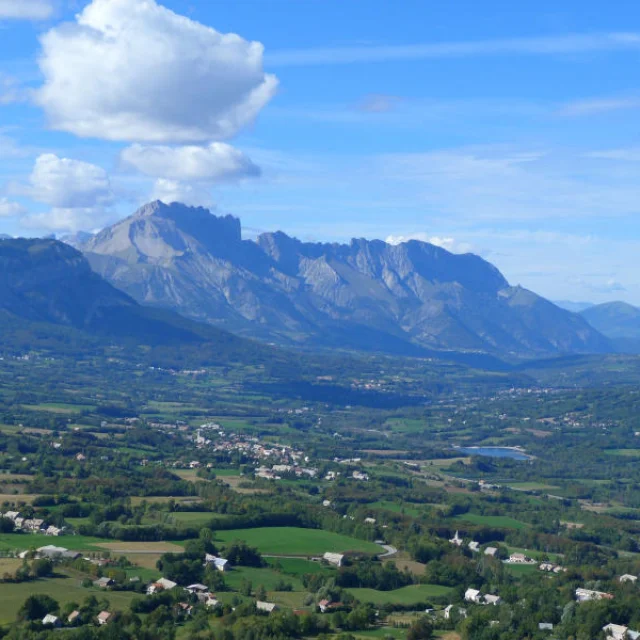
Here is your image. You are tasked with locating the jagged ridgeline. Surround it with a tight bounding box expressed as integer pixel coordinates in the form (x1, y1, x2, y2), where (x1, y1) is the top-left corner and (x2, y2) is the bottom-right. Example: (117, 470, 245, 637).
(0, 237, 288, 369)
(74, 201, 610, 359)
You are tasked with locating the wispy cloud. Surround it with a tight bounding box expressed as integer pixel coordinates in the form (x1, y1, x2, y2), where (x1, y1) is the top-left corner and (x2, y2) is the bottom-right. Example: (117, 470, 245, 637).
(0, 0, 53, 20)
(267, 32, 640, 66)
(355, 94, 403, 114)
(584, 147, 640, 161)
(559, 96, 640, 116)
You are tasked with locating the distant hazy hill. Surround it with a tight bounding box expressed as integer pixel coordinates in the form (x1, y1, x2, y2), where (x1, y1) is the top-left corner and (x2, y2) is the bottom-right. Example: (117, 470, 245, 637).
(580, 301, 640, 352)
(554, 300, 594, 313)
(0, 237, 280, 366)
(76, 201, 610, 359)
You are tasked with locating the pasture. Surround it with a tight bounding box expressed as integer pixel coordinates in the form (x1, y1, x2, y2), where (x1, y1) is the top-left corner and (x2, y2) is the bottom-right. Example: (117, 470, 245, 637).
(169, 511, 216, 527)
(225, 566, 304, 592)
(215, 527, 383, 556)
(0, 574, 139, 624)
(0, 533, 106, 552)
(266, 557, 333, 575)
(97, 541, 185, 554)
(346, 584, 452, 605)
(455, 513, 529, 530)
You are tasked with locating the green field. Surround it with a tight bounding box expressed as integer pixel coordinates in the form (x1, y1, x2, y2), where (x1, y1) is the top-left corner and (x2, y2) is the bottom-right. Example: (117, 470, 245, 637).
(0, 575, 138, 624)
(507, 482, 560, 491)
(505, 563, 539, 575)
(169, 511, 216, 526)
(0, 533, 107, 552)
(346, 584, 452, 605)
(455, 513, 529, 530)
(383, 418, 426, 433)
(266, 557, 334, 575)
(20, 403, 94, 414)
(370, 500, 422, 516)
(354, 629, 411, 639)
(606, 449, 640, 457)
(225, 566, 304, 592)
(215, 527, 383, 556)
(210, 468, 241, 477)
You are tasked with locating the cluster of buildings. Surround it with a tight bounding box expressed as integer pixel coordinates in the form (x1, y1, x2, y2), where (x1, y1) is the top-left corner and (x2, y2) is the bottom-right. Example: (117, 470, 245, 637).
(0, 510, 65, 536)
(539, 562, 566, 573)
(193, 426, 309, 467)
(506, 553, 537, 565)
(41, 610, 112, 628)
(19, 545, 81, 561)
(255, 464, 318, 481)
(448, 530, 496, 556)
(575, 587, 614, 602)
(604, 623, 640, 640)
(464, 588, 501, 606)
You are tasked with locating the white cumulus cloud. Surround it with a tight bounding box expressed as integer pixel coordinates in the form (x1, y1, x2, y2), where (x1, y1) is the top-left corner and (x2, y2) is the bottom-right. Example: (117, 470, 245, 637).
(36, 0, 278, 143)
(20, 154, 115, 232)
(0, 197, 25, 217)
(150, 179, 215, 209)
(385, 233, 472, 253)
(28, 153, 113, 209)
(121, 142, 260, 182)
(22, 208, 116, 233)
(0, 0, 53, 20)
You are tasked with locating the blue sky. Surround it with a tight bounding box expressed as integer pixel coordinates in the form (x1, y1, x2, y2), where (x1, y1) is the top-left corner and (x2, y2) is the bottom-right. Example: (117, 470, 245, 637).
(1, 0, 640, 304)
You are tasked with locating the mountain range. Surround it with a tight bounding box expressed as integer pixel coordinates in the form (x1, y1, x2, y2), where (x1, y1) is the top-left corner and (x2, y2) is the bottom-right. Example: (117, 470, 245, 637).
(0, 236, 279, 367)
(72, 201, 610, 359)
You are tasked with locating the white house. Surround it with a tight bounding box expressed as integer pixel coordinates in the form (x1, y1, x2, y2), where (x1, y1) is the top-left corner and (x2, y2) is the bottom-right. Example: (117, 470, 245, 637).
(97, 611, 111, 625)
(323, 552, 345, 567)
(205, 595, 219, 608)
(468, 541, 480, 553)
(620, 574, 638, 584)
(205, 554, 230, 572)
(443, 605, 467, 620)
(185, 583, 209, 595)
(42, 614, 61, 627)
(484, 594, 502, 606)
(464, 588, 482, 603)
(508, 553, 534, 564)
(604, 624, 630, 640)
(147, 578, 177, 594)
(576, 588, 614, 602)
(256, 601, 278, 613)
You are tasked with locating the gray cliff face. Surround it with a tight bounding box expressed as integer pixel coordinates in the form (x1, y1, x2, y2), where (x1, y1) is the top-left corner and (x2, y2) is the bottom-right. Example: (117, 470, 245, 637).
(76, 201, 611, 357)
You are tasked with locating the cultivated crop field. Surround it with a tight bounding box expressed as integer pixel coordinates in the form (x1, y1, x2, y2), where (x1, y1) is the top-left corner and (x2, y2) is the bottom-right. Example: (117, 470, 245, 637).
(215, 527, 384, 556)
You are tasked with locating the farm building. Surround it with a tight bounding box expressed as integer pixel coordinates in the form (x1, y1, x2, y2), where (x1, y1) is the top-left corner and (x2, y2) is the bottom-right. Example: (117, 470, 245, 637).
(42, 615, 61, 627)
(97, 611, 111, 625)
(323, 552, 344, 567)
(576, 588, 614, 602)
(205, 554, 230, 571)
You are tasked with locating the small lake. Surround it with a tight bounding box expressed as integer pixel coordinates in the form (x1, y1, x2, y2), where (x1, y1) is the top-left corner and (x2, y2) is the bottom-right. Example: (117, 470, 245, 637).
(455, 446, 530, 461)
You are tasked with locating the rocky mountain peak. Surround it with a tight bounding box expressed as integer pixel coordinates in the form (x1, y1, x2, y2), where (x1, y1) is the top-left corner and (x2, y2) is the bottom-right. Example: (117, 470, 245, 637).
(77, 201, 611, 358)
